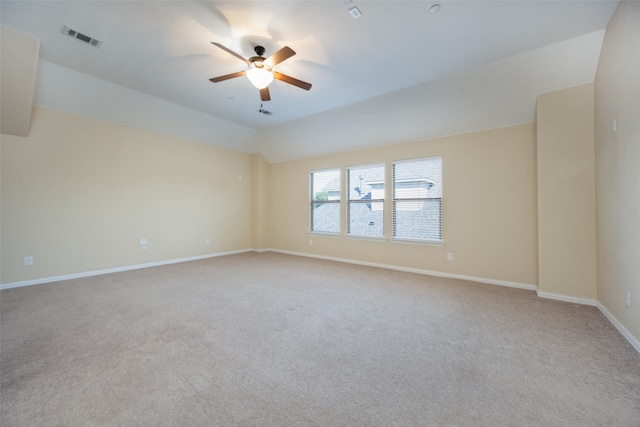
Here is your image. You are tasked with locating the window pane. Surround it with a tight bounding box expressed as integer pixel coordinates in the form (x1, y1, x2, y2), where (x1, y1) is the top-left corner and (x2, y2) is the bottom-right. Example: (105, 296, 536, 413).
(393, 199, 441, 240)
(347, 164, 385, 237)
(393, 157, 442, 199)
(310, 169, 340, 233)
(393, 157, 442, 241)
(347, 202, 384, 236)
(311, 202, 340, 233)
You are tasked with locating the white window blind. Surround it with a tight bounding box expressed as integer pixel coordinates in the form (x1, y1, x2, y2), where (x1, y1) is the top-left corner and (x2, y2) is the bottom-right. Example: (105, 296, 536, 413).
(392, 157, 442, 242)
(347, 164, 385, 238)
(310, 168, 341, 234)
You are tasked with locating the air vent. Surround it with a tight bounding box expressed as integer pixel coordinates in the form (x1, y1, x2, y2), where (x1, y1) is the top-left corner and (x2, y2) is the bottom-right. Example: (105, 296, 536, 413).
(62, 25, 102, 48)
(258, 108, 273, 116)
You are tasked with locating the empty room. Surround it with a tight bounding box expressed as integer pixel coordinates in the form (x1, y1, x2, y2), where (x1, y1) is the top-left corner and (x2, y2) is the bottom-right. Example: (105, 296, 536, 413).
(1, 1, 639, 425)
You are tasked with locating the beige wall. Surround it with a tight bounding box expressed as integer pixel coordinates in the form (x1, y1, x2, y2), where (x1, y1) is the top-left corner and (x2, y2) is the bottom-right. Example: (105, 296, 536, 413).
(1, 106, 253, 284)
(594, 1, 640, 342)
(268, 124, 538, 287)
(536, 83, 597, 300)
(251, 153, 270, 250)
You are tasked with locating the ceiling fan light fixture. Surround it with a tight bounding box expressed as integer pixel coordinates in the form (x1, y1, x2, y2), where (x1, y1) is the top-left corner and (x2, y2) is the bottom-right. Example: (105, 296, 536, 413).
(246, 66, 274, 89)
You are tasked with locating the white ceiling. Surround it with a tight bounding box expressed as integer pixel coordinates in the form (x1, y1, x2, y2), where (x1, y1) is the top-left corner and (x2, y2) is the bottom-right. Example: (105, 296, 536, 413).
(0, 1, 618, 162)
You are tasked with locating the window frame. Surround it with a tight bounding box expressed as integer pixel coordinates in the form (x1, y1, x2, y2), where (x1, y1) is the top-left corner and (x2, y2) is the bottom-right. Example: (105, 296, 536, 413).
(391, 156, 443, 244)
(346, 163, 385, 239)
(309, 168, 341, 236)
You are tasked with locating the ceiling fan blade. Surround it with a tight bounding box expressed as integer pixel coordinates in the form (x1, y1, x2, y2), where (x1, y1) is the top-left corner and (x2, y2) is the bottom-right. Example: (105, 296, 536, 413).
(211, 42, 250, 64)
(260, 87, 271, 102)
(273, 72, 312, 91)
(264, 46, 296, 67)
(209, 70, 246, 83)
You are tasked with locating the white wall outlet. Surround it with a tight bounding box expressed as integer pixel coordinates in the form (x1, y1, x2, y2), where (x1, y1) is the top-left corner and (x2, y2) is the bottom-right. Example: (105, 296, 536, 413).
(23, 256, 33, 266)
(612, 119, 617, 133)
(447, 252, 453, 261)
(309, 239, 313, 245)
(142, 245, 148, 253)
(205, 239, 210, 246)
(625, 291, 631, 308)
(139, 238, 147, 246)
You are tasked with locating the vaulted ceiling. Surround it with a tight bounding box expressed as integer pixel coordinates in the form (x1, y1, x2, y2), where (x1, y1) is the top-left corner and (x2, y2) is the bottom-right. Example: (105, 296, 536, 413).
(0, 1, 618, 162)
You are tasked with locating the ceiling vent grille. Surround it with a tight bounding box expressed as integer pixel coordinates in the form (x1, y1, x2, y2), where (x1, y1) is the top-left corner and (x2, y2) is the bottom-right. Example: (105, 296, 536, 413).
(258, 107, 273, 116)
(62, 25, 102, 48)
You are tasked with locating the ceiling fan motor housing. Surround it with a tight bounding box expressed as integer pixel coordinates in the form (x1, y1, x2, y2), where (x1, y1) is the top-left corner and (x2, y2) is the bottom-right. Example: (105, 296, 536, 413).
(248, 46, 268, 68)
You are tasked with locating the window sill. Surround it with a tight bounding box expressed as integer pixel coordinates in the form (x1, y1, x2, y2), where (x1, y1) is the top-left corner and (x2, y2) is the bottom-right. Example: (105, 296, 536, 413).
(307, 231, 341, 238)
(391, 238, 444, 247)
(345, 235, 386, 242)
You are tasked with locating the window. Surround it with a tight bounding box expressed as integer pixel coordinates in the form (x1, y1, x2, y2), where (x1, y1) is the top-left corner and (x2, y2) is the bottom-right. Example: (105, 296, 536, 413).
(310, 168, 341, 234)
(347, 164, 385, 238)
(393, 157, 442, 242)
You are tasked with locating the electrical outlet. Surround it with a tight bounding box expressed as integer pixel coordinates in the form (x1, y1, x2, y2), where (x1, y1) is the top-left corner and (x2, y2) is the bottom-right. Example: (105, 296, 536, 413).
(625, 291, 631, 308)
(309, 239, 313, 246)
(23, 256, 33, 266)
(447, 252, 453, 261)
(205, 239, 210, 246)
(142, 245, 148, 253)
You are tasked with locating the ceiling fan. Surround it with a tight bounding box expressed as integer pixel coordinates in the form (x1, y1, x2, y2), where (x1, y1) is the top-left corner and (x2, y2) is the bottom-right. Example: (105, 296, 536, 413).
(209, 42, 312, 102)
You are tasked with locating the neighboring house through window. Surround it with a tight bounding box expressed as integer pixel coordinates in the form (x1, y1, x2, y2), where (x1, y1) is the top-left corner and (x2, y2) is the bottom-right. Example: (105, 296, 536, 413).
(347, 164, 385, 238)
(392, 157, 442, 242)
(310, 168, 341, 234)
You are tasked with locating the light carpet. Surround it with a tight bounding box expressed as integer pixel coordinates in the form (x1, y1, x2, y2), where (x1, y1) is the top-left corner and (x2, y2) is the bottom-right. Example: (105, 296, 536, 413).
(2, 252, 639, 426)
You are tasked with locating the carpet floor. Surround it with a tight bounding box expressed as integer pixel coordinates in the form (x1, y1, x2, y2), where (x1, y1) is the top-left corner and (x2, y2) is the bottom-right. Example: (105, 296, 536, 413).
(1, 252, 639, 426)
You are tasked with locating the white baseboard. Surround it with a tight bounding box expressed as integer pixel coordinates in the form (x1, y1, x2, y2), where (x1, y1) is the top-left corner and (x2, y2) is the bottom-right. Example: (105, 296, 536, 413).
(536, 290, 597, 306)
(267, 249, 639, 354)
(1, 248, 536, 292)
(0, 249, 254, 290)
(596, 302, 640, 354)
(3, 248, 638, 355)
(536, 292, 640, 353)
(267, 248, 538, 291)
